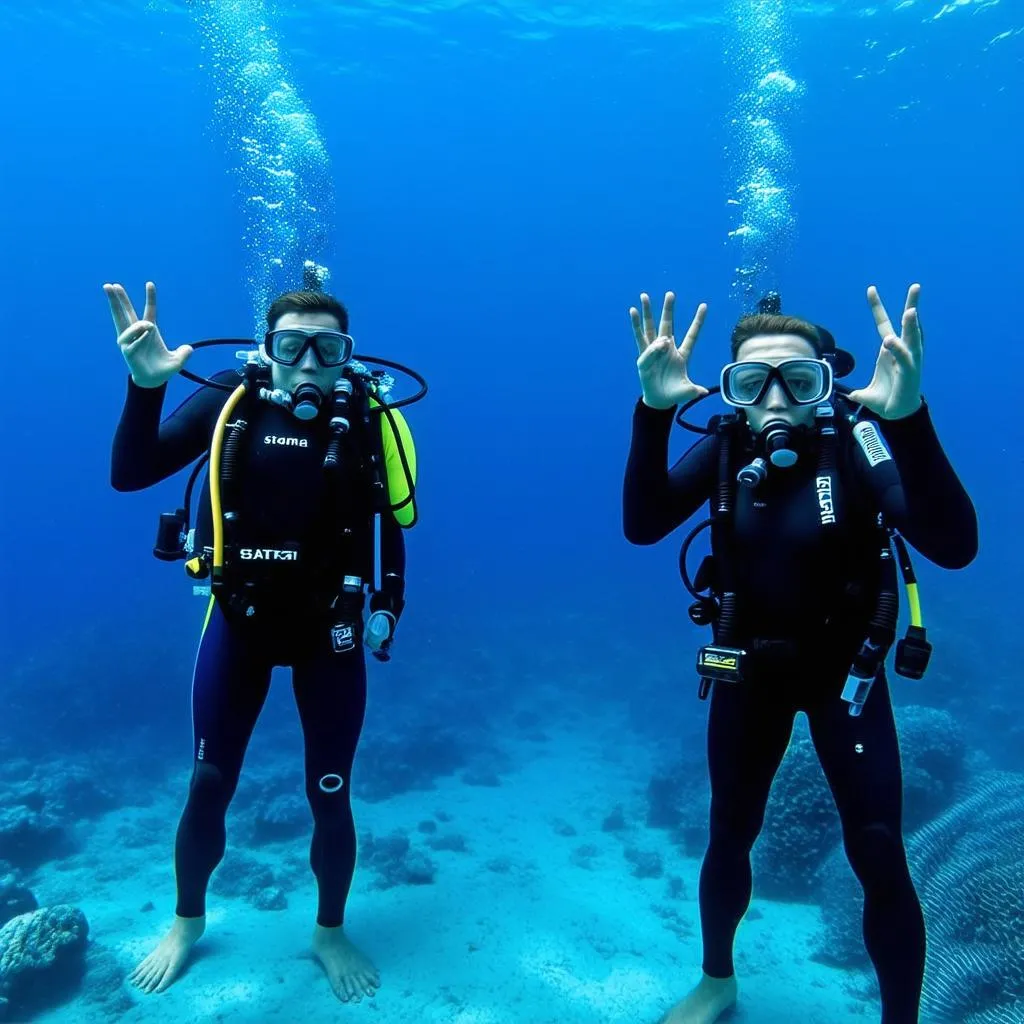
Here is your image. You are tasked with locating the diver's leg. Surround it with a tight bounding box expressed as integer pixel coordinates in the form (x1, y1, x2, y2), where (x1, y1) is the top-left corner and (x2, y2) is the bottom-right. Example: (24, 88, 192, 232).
(291, 637, 376, 1003)
(807, 671, 925, 1024)
(130, 601, 272, 994)
(661, 677, 796, 1024)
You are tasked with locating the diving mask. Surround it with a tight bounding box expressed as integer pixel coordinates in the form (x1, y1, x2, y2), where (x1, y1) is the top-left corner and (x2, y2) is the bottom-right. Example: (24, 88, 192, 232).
(264, 328, 354, 368)
(721, 358, 833, 408)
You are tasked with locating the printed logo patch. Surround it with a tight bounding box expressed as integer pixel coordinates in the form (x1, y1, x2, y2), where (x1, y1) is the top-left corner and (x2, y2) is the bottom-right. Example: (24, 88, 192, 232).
(853, 421, 893, 468)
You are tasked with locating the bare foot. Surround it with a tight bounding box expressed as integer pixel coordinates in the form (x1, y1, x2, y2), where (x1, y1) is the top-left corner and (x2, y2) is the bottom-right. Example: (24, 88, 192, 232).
(312, 924, 380, 1003)
(129, 914, 206, 994)
(661, 973, 738, 1023)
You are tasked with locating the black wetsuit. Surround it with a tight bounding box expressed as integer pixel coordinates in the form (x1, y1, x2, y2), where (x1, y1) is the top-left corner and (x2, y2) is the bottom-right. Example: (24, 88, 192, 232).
(623, 398, 977, 1024)
(112, 371, 407, 928)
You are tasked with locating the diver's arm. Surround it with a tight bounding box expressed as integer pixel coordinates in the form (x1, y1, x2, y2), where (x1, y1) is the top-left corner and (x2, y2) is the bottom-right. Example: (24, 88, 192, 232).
(111, 372, 234, 492)
(854, 401, 978, 569)
(623, 398, 717, 545)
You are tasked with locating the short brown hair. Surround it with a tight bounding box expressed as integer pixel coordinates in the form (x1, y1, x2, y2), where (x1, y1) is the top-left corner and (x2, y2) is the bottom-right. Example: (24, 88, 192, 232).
(266, 290, 349, 333)
(730, 313, 822, 360)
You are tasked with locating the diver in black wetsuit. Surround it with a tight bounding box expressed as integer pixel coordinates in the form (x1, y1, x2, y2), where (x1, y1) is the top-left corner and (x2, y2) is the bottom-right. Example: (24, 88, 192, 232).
(622, 285, 977, 1024)
(106, 280, 417, 1005)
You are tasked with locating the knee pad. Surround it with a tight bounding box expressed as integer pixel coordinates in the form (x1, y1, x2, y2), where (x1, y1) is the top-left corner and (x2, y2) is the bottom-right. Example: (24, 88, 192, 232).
(307, 772, 351, 825)
(191, 760, 224, 786)
(709, 801, 764, 855)
(316, 773, 345, 795)
(187, 761, 228, 806)
(846, 823, 908, 888)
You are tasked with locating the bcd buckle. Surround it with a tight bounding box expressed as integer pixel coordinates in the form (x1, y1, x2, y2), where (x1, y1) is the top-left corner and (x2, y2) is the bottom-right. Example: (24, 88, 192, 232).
(696, 644, 746, 699)
(185, 555, 210, 580)
(895, 625, 931, 679)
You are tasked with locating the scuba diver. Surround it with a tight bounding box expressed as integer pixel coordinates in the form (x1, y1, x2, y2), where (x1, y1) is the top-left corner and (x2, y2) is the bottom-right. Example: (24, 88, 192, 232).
(107, 271, 422, 1004)
(622, 284, 977, 1024)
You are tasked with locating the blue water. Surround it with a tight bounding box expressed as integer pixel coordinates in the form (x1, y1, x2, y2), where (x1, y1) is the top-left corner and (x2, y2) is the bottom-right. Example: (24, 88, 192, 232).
(0, 2, 1021, 1022)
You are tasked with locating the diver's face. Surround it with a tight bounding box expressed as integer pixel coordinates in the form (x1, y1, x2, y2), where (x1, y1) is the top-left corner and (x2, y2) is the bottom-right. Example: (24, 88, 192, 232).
(732, 334, 821, 433)
(267, 311, 347, 397)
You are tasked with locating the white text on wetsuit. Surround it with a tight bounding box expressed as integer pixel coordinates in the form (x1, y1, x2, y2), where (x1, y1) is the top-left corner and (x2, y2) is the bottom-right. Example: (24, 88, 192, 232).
(264, 435, 309, 447)
(816, 475, 837, 526)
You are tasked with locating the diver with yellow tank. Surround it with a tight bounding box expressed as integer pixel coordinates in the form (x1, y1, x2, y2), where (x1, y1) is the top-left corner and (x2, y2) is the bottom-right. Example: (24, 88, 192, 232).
(107, 266, 423, 1004)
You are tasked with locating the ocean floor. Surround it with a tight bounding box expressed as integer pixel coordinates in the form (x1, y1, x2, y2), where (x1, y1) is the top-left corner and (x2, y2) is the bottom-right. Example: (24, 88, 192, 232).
(23, 717, 878, 1024)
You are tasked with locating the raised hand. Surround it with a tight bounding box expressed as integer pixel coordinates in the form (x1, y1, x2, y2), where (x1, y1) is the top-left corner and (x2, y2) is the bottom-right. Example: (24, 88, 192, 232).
(104, 281, 193, 388)
(846, 283, 924, 420)
(630, 291, 710, 410)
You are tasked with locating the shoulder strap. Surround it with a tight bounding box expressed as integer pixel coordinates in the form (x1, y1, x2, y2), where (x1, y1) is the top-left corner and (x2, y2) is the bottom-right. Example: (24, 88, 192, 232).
(708, 415, 743, 647)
